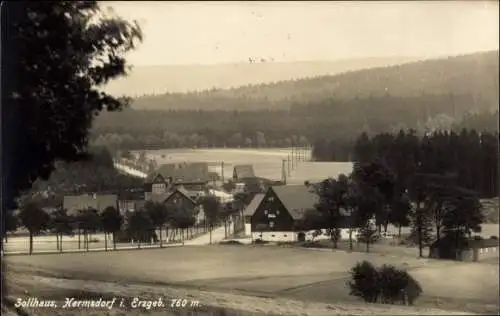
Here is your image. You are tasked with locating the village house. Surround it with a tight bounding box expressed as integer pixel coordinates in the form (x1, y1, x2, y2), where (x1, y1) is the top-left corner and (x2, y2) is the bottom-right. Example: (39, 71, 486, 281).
(63, 194, 118, 216)
(243, 185, 318, 242)
(146, 186, 204, 224)
(144, 162, 210, 198)
(243, 185, 358, 242)
(233, 164, 256, 181)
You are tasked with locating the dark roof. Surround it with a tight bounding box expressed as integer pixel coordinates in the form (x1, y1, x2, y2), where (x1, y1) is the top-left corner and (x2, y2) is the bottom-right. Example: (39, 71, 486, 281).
(234, 165, 255, 179)
(146, 162, 209, 183)
(63, 194, 118, 216)
(170, 187, 196, 204)
(431, 237, 499, 250)
(271, 185, 318, 220)
(467, 238, 499, 249)
(145, 188, 196, 205)
(146, 192, 171, 203)
(243, 193, 265, 216)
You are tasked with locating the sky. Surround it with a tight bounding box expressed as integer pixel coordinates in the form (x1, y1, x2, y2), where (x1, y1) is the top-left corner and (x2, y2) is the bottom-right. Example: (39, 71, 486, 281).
(106, 1, 499, 66)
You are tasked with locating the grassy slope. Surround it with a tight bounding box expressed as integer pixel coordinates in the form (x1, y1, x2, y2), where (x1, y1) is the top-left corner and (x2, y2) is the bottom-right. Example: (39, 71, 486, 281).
(5, 245, 499, 315)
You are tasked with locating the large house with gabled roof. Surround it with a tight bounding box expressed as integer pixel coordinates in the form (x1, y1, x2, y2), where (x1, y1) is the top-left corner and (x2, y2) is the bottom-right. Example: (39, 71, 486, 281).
(144, 162, 210, 195)
(243, 184, 359, 242)
(243, 185, 318, 241)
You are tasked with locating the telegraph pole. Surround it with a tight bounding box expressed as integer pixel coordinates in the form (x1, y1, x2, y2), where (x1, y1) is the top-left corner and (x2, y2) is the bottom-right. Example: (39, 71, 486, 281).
(281, 159, 287, 185)
(287, 154, 291, 177)
(221, 161, 224, 183)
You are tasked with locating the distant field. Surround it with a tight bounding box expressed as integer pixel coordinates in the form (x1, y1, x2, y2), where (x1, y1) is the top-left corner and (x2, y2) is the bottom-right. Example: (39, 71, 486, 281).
(139, 148, 353, 184)
(5, 245, 499, 315)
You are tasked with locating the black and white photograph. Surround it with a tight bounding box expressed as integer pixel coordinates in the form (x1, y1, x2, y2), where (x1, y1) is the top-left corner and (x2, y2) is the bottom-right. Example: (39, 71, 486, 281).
(1, 1, 499, 315)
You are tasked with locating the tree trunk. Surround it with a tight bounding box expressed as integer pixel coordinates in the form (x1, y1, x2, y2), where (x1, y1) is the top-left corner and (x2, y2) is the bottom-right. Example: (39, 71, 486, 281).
(349, 229, 353, 251)
(436, 222, 440, 242)
(384, 222, 388, 233)
(29, 232, 33, 255)
(59, 233, 63, 253)
(398, 225, 402, 238)
(366, 241, 370, 253)
(159, 226, 163, 248)
(224, 220, 227, 238)
(417, 203, 423, 258)
(104, 232, 108, 251)
(86, 232, 90, 251)
(56, 234, 59, 251)
(4, 233, 8, 243)
(112, 231, 117, 250)
(209, 225, 213, 244)
(78, 228, 81, 249)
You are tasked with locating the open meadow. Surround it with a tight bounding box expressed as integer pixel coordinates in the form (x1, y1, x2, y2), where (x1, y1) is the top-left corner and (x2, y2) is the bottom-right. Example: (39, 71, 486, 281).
(139, 148, 354, 184)
(5, 245, 499, 315)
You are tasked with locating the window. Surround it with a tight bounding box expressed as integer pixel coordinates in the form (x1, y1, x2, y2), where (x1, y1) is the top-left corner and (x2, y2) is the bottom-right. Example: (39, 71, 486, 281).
(264, 210, 268, 215)
(276, 210, 280, 215)
(283, 234, 287, 237)
(152, 183, 165, 194)
(268, 197, 274, 202)
(269, 221, 275, 229)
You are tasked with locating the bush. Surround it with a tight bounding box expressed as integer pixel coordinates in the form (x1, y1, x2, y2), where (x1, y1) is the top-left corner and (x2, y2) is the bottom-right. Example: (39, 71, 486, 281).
(347, 260, 380, 303)
(219, 240, 243, 245)
(490, 235, 498, 240)
(377, 265, 422, 305)
(473, 235, 484, 240)
(347, 261, 422, 305)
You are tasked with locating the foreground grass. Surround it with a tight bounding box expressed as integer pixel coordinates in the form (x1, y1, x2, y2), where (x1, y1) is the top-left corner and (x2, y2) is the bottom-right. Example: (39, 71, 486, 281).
(4, 245, 498, 315)
(5, 269, 475, 316)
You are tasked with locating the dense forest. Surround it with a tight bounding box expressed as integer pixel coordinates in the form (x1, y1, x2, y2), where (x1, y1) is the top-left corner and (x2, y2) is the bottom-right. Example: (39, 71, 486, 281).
(92, 50, 498, 153)
(22, 146, 144, 206)
(129, 50, 498, 111)
(344, 129, 498, 199)
(92, 104, 497, 154)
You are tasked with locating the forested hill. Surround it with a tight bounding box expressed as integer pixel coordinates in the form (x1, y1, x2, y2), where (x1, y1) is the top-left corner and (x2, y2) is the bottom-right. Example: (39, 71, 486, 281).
(105, 56, 418, 96)
(130, 50, 499, 111)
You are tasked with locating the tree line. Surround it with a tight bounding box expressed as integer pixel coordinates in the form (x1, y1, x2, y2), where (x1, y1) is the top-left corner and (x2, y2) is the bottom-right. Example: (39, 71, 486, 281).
(301, 158, 489, 259)
(91, 102, 497, 154)
(5, 195, 238, 255)
(351, 129, 498, 199)
(312, 111, 498, 163)
(24, 146, 145, 205)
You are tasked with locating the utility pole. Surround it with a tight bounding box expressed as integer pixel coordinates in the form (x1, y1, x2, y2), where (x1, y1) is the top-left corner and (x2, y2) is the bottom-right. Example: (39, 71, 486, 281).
(287, 154, 291, 177)
(281, 159, 287, 185)
(221, 161, 224, 183)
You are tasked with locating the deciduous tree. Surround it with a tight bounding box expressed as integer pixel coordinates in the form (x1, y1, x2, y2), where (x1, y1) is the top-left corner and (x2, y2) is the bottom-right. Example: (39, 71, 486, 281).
(19, 202, 50, 255)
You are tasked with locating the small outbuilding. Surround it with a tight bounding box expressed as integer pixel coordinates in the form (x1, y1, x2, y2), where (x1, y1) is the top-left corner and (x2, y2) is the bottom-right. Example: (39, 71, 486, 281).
(429, 236, 499, 262)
